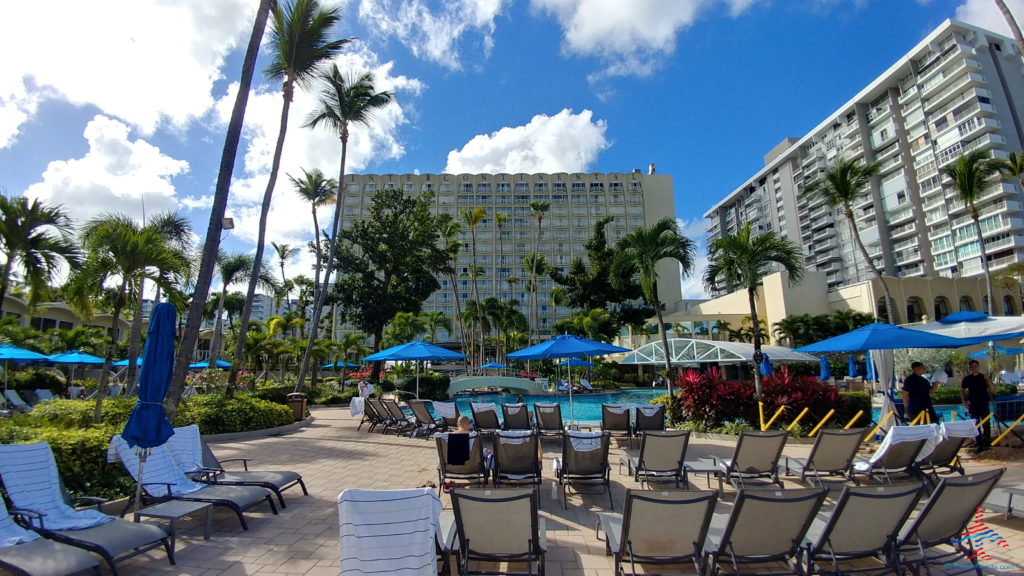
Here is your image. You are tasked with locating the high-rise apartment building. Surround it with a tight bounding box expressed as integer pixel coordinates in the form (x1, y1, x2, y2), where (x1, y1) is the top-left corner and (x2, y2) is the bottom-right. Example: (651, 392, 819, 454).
(339, 168, 679, 343)
(705, 19, 1024, 312)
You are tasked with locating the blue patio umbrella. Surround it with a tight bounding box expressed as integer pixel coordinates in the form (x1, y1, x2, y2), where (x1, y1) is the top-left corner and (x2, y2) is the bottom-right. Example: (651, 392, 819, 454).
(112, 357, 143, 367)
(819, 357, 831, 381)
(848, 355, 859, 378)
(479, 362, 507, 368)
(968, 345, 1024, 359)
(121, 302, 177, 512)
(321, 361, 360, 369)
(866, 350, 876, 381)
(795, 323, 965, 353)
(48, 349, 106, 385)
(0, 344, 48, 398)
(189, 359, 231, 369)
(363, 340, 467, 398)
(555, 358, 594, 367)
(759, 353, 774, 376)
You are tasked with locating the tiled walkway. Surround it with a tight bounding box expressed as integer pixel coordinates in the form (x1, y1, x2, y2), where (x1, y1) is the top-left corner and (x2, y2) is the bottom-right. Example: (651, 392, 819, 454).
(102, 407, 1024, 575)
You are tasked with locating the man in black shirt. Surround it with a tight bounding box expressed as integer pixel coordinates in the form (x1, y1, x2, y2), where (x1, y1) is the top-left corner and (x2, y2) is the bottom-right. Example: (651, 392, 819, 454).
(961, 359, 996, 452)
(902, 361, 937, 423)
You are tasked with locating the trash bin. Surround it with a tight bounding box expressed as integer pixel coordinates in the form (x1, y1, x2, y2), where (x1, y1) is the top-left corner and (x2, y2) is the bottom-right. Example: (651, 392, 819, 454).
(286, 393, 308, 422)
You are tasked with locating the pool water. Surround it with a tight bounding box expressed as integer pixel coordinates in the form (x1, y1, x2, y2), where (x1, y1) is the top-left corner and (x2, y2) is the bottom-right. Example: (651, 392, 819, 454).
(450, 388, 664, 425)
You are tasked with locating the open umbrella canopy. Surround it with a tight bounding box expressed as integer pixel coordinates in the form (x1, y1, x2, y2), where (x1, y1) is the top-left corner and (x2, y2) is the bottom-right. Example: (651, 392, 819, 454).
(479, 362, 507, 368)
(112, 357, 143, 367)
(0, 344, 48, 362)
(322, 361, 360, 368)
(794, 323, 965, 353)
(507, 334, 629, 360)
(122, 302, 177, 449)
(555, 358, 594, 367)
(818, 357, 831, 380)
(47, 350, 105, 364)
(916, 311, 1024, 345)
(189, 359, 231, 370)
(968, 345, 1024, 359)
(363, 340, 467, 362)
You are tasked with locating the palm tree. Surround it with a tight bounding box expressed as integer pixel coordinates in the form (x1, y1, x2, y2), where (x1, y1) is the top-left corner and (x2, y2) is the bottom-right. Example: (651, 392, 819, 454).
(994, 0, 1024, 56)
(528, 200, 550, 342)
(0, 196, 80, 313)
(232, 0, 349, 389)
(439, 215, 468, 356)
(212, 253, 277, 373)
(942, 150, 1003, 315)
(494, 212, 509, 296)
(167, 0, 272, 421)
(998, 151, 1024, 195)
(68, 213, 189, 423)
(290, 167, 337, 313)
(802, 157, 898, 322)
(611, 217, 695, 376)
(295, 66, 394, 391)
(460, 207, 486, 361)
(422, 310, 451, 343)
(335, 331, 369, 385)
(271, 241, 300, 312)
(523, 252, 547, 344)
(704, 222, 805, 400)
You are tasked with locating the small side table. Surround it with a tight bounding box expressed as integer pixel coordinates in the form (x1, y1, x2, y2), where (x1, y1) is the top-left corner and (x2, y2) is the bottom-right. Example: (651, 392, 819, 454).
(134, 500, 212, 552)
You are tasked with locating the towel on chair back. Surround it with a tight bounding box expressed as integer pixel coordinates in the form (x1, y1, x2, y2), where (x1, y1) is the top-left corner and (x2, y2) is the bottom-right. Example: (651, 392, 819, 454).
(108, 435, 207, 497)
(338, 488, 442, 576)
(446, 433, 470, 465)
(165, 425, 204, 472)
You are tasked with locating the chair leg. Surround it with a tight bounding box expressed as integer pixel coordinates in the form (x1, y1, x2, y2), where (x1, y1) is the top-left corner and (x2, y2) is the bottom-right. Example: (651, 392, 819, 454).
(298, 478, 309, 496)
(163, 536, 176, 565)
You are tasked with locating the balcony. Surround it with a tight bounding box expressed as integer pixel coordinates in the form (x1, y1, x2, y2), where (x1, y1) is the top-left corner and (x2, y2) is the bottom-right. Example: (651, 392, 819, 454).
(886, 206, 915, 225)
(890, 221, 918, 239)
(920, 57, 981, 96)
(923, 72, 987, 113)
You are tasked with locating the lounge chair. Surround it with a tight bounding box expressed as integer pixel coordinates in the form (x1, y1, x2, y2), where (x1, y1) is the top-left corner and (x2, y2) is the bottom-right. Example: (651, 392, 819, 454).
(357, 397, 386, 432)
(533, 403, 564, 438)
(409, 400, 445, 439)
(107, 384, 122, 398)
(784, 427, 866, 487)
(435, 433, 488, 492)
(381, 398, 418, 436)
(433, 401, 460, 430)
(34, 389, 56, 403)
(625, 430, 690, 489)
(632, 404, 665, 436)
(501, 403, 532, 431)
(3, 390, 31, 412)
(704, 488, 827, 576)
(108, 435, 278, 530)
(601, 404, 632, 447)
(338, 488, 443, 576)
(596, 489, 717, 576)
(366, 398, 391, 433)
(580, 379, 595, 392)
(493, 431, 543, 505)
(555, 380, 570, 393)
(0, 494, 102, 576)
(470, 402, 500, 435)
(801, 483, 923, 576)
(716, 430, 787, 491)
(554, 430, 612, 510)
(165, 425, 308, 509)
(450, 488, 546, 576)
(893, 468, 1005, 576)
(915, 419, 976, 488)
(0, 442, 172, 575)
(852, 424, 935, 484)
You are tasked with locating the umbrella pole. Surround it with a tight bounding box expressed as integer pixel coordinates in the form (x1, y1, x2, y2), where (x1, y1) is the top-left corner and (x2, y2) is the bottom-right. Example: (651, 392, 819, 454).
(567, 363, 574, 427)
(133, 448, 148, 515)
(416, 361, 420, 400)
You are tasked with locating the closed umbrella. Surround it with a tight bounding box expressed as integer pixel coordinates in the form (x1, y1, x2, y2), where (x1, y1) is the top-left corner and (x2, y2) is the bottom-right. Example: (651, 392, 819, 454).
(120, 302, 177, 513)
(363, 340, 467, 399)
(759, 353, 774, 376)
(848, 355, 858, 378)
(866, 350, 876, 381)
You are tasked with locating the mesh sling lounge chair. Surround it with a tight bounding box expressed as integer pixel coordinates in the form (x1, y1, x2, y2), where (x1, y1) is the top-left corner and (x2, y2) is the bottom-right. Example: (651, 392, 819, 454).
(381, 398, 418, 437)
(3, 390, 31, 412)
(410, 400, 445, 439)
(451, 488, 546, 576)
(784, 427, 867, 487)
(601, 404, 632, 446)
(493, 431, 543, 506)
(165, 425, 308, 509)
(915, 420, 976, 489)
(338, 488, 443, 576)
(716, 430, 788, 491)
(471, 403, 501, 435)
(554, 430, 612, 510)
(704, 487, 828, 576)
(109, 435, 277, 530)
(501, 403, 532, 431)
(801, 483, 923, 576)
(436, 433, 489, 493)
(624, 430, 690, 489)
(0, 442, 172, 576)
(434, 401, 460, 430)
(852, 425, 936, 485)
(632, 405, 665, 436)
(533, 403, 564, 439)
(366, 398, 393, 433)
(893, 468, 1005, 576)
(596, 489, 718, 576)
(0, 493, 101, 576)
(357, 397, 386, 432)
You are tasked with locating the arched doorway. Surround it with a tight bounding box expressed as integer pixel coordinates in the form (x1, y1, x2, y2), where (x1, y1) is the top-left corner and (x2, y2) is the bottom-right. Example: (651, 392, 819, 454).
(906, 297, 925, 323)
(959, 296, 975, 312)
(933, 296, 951, 321)
(1004, 295, 1017, 316)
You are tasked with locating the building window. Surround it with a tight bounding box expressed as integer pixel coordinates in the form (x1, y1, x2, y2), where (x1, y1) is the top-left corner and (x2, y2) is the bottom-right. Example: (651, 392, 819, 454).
(1004, 295, 1017, 315)
(959, 296, 975, 312)
(933, 296, 950, 321)
(906, 297, 925, 323)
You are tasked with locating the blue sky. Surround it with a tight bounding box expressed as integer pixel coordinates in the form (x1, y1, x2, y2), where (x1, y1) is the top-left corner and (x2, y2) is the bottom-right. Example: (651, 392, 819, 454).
(0, 0, 1020, 300)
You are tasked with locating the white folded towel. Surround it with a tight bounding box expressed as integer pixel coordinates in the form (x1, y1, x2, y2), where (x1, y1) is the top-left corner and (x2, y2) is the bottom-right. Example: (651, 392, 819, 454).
(941, 419, 979, 439)
(434, 402, 457, 419)
(165, 425, 204, 472)
(109, 435, 207, 497)
(604, 404, 628, 415)
(338, 488, 442, 576)
(471, 402, 497, 414)
(497, 430, 533, 444)
(0, 496, 39, 547)
(637, 405, 662, 417)
(567, 429, 604, 452)
(504, 403, 524, 415)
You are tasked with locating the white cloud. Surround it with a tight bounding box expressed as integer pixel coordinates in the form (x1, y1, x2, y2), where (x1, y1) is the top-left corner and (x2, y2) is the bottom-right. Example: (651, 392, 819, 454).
(677, 217, 709, 299)
(956, 0, 1024, 37)
(444, 109, 609, 174)
(0, 0, 255, 146)
(358, 0, 507, 69)
(23, 115, 189, 225)
(529, 0, 760, 79)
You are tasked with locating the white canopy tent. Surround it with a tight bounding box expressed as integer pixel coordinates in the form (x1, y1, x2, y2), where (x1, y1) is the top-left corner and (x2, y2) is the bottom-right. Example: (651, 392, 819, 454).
(915, 311, 1024, 345)
(619, 338, 818, 365)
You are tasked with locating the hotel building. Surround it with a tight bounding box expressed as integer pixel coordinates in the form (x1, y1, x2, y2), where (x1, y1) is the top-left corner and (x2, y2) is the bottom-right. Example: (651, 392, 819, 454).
(337, 168, 679, 343)
(704, 19, 1024, 320)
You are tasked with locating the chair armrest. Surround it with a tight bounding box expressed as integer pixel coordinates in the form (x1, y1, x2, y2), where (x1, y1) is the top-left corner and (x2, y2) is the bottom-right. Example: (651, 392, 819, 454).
(218, 458, 250, 471)
(142, 482, 175, 499)
(10, 507, 45, 529)
(71, 496, 108, 510)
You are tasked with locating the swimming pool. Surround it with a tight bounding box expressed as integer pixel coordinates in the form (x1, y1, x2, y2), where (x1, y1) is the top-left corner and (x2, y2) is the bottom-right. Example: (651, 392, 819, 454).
(451, 388, 664, 425)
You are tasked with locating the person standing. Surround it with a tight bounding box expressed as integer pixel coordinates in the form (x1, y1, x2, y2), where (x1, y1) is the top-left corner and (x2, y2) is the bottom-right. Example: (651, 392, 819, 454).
(902, 361, 938, 423)
(961, 359, 996, 453)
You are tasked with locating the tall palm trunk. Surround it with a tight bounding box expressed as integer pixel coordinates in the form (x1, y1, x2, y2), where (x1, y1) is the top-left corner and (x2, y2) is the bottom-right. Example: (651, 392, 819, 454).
(747, 287, 764, 402)
(165, 0, 271, 421)
(971, 204, 998, 314)
(844, 209, 898, 323)
(210, 289, 227, 367)
(230, 78, 295, 388)
(0, 259, 13, 315)
(125, 278, 145, 392)
(94, 280, 127, 423)
(995, 0, 1024, 55)
(295, 131, 348, 390)
(449, 269, 467, 355)
(470, 229, 482, 363)
(280, 259, 290, 313)
(652, 284, 671, 377)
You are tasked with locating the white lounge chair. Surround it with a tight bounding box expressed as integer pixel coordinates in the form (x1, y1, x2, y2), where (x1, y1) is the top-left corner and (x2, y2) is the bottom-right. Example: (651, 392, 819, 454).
(853, 424, 936, 484)
(3, 390, 32, 412)
(0, 493, 101, 576)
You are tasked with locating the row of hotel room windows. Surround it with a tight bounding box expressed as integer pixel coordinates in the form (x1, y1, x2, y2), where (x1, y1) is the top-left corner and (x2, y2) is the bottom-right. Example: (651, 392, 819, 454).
(894, 294, 1017, 323)
(348, 181, 644, 194)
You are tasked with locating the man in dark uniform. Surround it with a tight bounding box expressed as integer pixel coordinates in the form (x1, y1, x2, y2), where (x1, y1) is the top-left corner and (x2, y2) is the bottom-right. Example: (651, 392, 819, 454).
(902, 361, 938, 423)
(961, 359, 996, 453)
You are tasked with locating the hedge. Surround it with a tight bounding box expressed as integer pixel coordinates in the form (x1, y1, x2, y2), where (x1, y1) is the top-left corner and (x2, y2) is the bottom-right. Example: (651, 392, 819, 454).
(395, 373, 450, 401)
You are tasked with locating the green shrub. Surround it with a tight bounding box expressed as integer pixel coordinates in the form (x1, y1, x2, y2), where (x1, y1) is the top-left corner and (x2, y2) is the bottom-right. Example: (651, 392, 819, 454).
(25, 398, 138, 429)
(12, 368, 66, 395)
(378, 379, 397, 392)
(836, 392, 872, 427)
(173, 395, 292, 434)
(930, 383, 1017, 405)
(396, 373, 450, 401)
(251, 385, 294, 405)
(309, 386, 358, 405)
